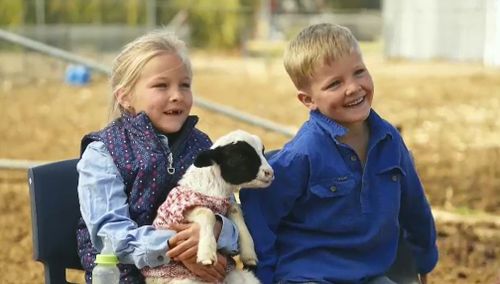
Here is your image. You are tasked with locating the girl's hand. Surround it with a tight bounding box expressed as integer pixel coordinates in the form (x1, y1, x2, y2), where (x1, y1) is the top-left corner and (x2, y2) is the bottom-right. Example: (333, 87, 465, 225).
(167, 218, 223, 262)
(167, 223, 200, 261)
(419, 273, 427, 284)
(181, 253, 227, 283)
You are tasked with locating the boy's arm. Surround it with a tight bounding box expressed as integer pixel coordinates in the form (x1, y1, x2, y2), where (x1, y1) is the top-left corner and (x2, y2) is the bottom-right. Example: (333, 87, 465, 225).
(240, 152, 308, 284)
(398, 145, 439, 275)
(214, 196, 239, 255)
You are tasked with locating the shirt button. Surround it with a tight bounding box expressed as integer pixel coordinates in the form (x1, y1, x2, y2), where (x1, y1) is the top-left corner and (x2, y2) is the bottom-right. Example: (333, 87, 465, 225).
(330, 186, 337, 192)
(392, 175, 398, 182)
(350, 155, 357, 161)
(157, 255, 164, 262)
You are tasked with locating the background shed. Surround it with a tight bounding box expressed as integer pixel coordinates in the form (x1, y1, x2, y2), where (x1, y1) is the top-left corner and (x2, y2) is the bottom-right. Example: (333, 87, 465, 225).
(383, 0, 500, 66)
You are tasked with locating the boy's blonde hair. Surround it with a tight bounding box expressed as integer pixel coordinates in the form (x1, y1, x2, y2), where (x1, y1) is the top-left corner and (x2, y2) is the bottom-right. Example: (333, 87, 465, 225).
(284, 23, 360, 90)
(109, 29, 191, 119)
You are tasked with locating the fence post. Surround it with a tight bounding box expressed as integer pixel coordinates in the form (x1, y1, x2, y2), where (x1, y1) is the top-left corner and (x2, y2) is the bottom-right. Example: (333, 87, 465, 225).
(146, 0, 157, 28)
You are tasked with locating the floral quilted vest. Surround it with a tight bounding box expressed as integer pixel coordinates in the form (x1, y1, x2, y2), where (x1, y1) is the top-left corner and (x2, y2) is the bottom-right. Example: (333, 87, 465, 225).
(76, 112, 211, 283)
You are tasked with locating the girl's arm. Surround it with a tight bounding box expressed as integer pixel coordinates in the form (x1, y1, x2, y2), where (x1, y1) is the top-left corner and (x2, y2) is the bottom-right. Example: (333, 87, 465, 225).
(78, 141, 173, 268)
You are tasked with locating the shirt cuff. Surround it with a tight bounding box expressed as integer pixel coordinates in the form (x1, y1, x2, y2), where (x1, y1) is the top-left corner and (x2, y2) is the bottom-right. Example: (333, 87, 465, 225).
(414, 243, 439, 274)
(118, 228, 172, 269)
(215, 214, 239, 255)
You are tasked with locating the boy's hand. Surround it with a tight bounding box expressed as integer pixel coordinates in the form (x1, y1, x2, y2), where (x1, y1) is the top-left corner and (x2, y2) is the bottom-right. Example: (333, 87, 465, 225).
(419, 273, 427, 284)
(181, 253, 227, 283)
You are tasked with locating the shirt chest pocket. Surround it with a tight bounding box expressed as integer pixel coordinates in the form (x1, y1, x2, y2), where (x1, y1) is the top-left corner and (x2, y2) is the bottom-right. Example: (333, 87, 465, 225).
(375, 166, 406, 213)
(377, 166, 406, 184)
(308, 176, 359, 217)
(310, 177, 355, 198)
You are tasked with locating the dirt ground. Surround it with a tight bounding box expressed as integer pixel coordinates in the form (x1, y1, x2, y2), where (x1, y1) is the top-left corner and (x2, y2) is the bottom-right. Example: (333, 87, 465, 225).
(1, 49, 499, 283)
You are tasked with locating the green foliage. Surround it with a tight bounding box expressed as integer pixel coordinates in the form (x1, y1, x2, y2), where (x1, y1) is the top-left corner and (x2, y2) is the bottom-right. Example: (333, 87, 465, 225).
(0, 0, 25, 25)
(45, 0, 140, 24)
(170, 0, 253, 49)
(125, 0, 143, 26)
(0, 0, 256, 49)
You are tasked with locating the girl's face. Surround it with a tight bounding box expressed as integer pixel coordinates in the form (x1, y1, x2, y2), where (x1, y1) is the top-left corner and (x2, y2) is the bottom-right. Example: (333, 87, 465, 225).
(120, 53, 193, 134)
(298, 51, 374, 129)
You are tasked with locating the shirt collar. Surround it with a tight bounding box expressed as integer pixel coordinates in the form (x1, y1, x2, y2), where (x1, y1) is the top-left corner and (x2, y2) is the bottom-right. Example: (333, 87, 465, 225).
(367, 110, 394, 143)
(309, 109, 393, 143)
(309, 110, 347, 142)
(120, 111, 157, 139)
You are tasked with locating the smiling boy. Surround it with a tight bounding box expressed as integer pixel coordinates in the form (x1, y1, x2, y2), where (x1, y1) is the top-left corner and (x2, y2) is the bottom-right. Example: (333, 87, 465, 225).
(240, 23, 438, 284)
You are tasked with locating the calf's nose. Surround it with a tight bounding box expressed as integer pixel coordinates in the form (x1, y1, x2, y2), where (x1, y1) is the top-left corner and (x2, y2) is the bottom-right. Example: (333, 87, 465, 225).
(263, 168, 274, 178)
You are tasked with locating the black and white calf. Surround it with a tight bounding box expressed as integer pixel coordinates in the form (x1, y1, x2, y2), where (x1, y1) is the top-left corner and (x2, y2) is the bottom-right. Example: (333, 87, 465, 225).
(143, 130, 274, 284)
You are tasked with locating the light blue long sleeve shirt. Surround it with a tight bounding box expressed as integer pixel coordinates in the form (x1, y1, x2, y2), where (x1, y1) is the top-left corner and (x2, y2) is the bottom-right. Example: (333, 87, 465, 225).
(78, 140, 239, 269)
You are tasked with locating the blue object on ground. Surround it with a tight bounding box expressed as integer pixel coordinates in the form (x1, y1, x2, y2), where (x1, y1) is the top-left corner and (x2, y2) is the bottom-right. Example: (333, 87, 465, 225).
(65, 64, 91, 86)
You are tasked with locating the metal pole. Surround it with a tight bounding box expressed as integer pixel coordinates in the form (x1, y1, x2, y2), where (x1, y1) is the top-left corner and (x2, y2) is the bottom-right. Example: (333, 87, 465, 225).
(0, 159, 50, 170)
(0, 29, 110, 74)
(194, 97, 296, 137)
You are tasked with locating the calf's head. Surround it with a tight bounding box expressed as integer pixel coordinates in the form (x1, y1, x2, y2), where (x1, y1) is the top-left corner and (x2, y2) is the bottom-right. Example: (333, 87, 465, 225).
(194, 130, 274, 188)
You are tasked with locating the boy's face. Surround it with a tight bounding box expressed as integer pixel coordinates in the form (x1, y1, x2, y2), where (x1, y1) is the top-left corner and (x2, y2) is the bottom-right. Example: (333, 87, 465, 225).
(298, 51, 373, 128)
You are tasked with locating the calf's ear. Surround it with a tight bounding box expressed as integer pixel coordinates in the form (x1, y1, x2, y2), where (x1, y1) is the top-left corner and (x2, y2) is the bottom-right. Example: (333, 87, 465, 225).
(194, 148, 220, 168)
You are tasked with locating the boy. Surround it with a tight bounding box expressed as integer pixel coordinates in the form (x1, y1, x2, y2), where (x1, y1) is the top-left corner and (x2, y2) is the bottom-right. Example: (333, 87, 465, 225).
(240, 23, 438, 284)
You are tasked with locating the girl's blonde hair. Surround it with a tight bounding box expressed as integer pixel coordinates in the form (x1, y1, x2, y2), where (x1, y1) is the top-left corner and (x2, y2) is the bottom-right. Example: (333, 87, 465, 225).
(109, 29, 191, 120)
(283, 23, 360, 90)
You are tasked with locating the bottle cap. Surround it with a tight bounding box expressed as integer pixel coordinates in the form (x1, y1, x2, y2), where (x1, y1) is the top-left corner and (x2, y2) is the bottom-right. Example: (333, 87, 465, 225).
(95, 236, 119, 264)
(95, 254, 119, 265)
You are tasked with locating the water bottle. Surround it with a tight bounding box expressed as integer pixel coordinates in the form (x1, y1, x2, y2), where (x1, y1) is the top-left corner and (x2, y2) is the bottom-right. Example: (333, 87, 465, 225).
(92, 237, 120, 284)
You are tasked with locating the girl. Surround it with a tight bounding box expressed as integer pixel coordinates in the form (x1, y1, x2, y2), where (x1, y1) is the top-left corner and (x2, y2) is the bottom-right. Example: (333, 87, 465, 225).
(77, 30, 239, 283)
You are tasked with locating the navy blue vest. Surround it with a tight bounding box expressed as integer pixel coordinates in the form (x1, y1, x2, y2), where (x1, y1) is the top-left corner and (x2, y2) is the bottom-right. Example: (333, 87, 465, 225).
(76, 112, 211, 283)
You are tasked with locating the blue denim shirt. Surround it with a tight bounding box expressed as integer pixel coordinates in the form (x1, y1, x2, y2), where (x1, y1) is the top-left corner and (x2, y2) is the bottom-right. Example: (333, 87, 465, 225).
(240, 110, 438, 284)
(78, 140, 239, 269)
